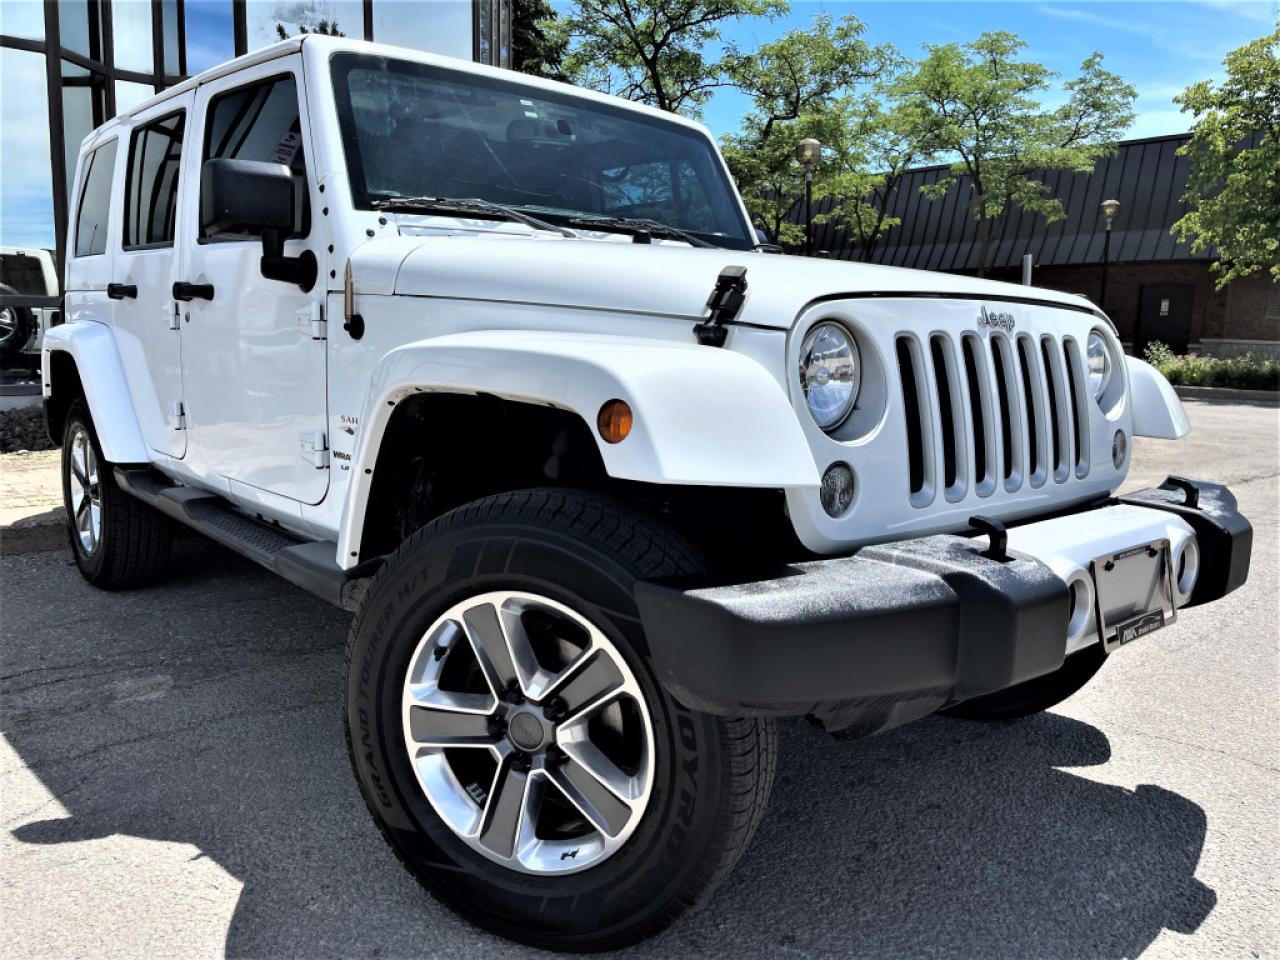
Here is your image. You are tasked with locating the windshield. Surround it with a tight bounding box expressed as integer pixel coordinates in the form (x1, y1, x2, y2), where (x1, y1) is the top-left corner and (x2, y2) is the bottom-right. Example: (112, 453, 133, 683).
(330, 53, 753, 249)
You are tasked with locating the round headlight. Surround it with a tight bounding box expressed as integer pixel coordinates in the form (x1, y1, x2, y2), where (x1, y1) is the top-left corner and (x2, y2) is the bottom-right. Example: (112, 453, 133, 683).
(1087, 331, 1112, 400)
(799, 322, 860, 430)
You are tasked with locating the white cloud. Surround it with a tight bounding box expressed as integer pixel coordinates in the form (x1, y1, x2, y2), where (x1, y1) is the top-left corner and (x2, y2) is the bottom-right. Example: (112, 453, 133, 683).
(1037, 3, 1243, 62)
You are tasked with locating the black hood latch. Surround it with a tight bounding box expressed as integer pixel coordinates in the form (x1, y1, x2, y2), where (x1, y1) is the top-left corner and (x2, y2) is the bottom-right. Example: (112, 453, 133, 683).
(692, 266, 748, 347)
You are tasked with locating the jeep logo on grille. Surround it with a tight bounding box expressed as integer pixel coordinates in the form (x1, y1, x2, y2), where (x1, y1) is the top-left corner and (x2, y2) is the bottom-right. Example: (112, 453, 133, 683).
(978, 306, 1016, 333)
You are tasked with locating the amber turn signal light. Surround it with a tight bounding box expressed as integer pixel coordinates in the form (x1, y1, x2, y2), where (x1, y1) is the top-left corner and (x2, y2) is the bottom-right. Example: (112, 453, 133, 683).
(597, 399, 633, 444)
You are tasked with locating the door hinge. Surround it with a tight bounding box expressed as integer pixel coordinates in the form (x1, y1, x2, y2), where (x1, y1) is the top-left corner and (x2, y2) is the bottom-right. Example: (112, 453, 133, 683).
(300, 430, 329, 469)
(297, 302, 326, 340)
(168, 400, 187, 430)
(168, 302, 181, 331)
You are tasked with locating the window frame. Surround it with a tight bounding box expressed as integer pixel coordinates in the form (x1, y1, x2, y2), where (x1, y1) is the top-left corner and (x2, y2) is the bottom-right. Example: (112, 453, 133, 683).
(72, 137, 119, 259)
(121, 107, 187, 252)
(198, 70, 311, 246)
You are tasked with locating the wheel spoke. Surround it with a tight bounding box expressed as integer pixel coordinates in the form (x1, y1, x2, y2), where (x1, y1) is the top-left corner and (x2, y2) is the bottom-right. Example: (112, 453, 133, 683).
(557, 727, 642, 802)
(70, 441, 87, 485)
(405, 620, 497, 714)
(547, 757, 635, 838)
(554, 652, 625, 720)
(461, 603, 519, 697)
(407, 705, 497, 749)
(478, 758, 531, 859)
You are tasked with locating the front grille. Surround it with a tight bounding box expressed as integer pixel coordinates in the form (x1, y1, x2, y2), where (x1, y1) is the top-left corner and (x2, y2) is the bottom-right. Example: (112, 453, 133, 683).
(894, 330, 1091, 506)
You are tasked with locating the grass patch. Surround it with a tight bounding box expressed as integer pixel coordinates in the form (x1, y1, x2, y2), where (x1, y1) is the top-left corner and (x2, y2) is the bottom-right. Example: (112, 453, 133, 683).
(1143, 342, 1280, 392)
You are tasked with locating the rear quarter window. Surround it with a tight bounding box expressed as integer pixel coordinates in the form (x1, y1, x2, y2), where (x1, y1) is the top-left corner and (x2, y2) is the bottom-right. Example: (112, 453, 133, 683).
(74, 140, 118, 258)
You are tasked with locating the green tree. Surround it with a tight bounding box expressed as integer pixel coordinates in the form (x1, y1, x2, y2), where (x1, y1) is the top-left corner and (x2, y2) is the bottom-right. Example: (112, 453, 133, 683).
(720, 14, 890, 244)
(563, 0, 786, 117)
(275, 18, 344, 40)
(512, 0, 570, 81)
(1172, 27, 1280, 288)
(814, 93, 933, 261)
(902, 31, 1135, 275)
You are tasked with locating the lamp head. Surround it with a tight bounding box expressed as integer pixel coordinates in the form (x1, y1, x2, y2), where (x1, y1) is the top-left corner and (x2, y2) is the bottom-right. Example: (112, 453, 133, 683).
(1099, 198, 1120, 222)
(795, 138, 822, 166)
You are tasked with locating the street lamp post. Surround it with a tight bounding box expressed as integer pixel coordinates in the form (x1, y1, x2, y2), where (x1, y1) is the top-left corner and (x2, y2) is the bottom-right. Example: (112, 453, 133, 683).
(796, 138, 822, 256)
(1099, 198, 1120, 310)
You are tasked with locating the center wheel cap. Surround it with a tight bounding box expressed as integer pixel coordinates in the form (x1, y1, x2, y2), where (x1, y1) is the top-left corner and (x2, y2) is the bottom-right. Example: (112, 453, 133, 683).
(507, 710, 548, 752)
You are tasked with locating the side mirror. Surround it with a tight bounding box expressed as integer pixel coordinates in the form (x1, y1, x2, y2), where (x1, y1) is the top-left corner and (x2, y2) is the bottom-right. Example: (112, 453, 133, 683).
(200, 158, 316, 292)
(201, 158, 293, 236)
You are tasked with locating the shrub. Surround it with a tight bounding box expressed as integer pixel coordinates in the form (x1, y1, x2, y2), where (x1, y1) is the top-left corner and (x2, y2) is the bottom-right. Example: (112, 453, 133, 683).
(1143, 341, 1280, 391)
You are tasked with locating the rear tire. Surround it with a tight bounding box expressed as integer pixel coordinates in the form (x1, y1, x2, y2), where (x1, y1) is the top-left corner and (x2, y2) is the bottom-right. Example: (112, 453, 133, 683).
(344, 488, 777, 951)
(942, 644, 1107, 721)
(61, 400, 174, 589)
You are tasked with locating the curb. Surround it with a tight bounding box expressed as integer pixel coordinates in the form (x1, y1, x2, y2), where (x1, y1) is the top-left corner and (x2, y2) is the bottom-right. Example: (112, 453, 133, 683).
(0, 507, 68, 556)
(1174, 385, 1280, 405)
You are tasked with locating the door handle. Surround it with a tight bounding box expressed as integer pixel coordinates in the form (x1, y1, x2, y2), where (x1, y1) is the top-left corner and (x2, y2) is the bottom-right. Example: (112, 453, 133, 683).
(172, 281, 215, 301)
(106, 283, 137, 300)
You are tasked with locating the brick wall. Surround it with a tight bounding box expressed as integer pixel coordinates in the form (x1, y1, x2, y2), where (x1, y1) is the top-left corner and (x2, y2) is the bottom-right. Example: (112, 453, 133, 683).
(983, 260, 1277, 350)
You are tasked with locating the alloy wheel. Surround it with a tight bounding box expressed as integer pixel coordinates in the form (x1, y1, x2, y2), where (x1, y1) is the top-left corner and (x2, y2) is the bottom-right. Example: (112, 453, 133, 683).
(401, 590, 655, 875)
(67, 427, 102, 554)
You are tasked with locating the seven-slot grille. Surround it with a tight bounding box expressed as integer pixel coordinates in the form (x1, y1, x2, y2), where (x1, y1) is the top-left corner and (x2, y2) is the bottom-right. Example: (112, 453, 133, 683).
(894, 330, 1093, 507)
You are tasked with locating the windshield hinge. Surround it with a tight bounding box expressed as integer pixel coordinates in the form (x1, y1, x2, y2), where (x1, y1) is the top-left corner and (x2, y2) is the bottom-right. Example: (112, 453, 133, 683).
(692, 266, 748, 347)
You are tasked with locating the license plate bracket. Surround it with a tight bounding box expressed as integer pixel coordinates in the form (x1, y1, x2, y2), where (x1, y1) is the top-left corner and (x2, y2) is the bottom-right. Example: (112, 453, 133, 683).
(1091, 540, 1176, 653)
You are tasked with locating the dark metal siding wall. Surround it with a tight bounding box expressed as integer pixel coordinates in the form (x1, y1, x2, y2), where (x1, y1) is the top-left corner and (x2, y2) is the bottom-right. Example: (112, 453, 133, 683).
(807, 134, 1205, 270)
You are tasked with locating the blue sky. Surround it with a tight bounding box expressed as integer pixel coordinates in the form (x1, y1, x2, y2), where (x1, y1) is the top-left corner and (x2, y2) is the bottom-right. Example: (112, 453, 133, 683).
(695, 0, 1278, 139)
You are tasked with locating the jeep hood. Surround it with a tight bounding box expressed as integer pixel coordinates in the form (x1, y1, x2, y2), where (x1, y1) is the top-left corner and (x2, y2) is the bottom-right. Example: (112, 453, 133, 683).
(351, 234, 1100, 330)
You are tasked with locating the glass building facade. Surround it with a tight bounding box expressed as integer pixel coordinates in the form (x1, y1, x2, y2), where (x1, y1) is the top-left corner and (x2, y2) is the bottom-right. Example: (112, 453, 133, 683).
(0, 0, 510, 313)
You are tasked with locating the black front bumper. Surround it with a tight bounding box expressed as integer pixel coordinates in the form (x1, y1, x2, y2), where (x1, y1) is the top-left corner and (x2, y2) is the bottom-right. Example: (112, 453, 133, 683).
(635, 477, 1250, 729)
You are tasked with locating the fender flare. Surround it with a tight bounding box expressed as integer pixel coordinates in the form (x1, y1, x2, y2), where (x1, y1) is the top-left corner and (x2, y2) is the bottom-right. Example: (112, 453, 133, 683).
(1125, 356, 1190, 440)
(42, 321, 149, 463)
(337, 330, 819, 567)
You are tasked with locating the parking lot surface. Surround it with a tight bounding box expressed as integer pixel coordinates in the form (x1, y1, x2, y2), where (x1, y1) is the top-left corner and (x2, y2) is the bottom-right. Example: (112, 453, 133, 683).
(2, 398, 1277, 959)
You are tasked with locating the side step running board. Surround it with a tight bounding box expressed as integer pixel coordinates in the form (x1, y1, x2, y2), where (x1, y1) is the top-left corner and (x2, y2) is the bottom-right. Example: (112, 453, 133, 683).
(115, 467, 375, 611)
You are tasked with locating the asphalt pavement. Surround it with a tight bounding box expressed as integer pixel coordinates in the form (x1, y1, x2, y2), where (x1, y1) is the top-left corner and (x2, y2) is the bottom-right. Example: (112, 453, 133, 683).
(2, 398, 1277, 959)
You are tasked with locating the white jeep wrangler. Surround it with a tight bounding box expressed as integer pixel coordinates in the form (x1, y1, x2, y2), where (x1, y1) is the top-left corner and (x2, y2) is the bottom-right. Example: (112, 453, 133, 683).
(44, 35, 1250, 951)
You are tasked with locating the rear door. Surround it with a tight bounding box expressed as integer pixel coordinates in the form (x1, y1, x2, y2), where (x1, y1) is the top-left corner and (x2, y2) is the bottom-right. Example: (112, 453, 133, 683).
(113, 97, 192, 458)
(178, 57, 329, 504)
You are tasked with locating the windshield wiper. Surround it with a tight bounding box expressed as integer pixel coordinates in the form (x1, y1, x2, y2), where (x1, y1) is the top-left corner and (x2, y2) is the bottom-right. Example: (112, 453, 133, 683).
(565, 215, 717, 249)
(371, 196, 577, 238)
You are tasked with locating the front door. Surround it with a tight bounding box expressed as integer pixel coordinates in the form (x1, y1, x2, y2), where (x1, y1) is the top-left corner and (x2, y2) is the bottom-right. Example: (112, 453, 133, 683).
(1137, 284, 1194, 355)
(178, 58, 329, 504)
(113, 97, 192, 458)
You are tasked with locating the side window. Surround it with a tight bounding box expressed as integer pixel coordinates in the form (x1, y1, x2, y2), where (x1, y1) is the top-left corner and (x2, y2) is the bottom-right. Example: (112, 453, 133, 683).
(74, 140, 118, 258)
(203, 74, 309, 240)
(124, 112, 185, 249)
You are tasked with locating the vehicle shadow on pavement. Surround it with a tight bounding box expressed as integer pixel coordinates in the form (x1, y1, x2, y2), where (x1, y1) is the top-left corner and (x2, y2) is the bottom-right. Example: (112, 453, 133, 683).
(4, 544, 1215, 960)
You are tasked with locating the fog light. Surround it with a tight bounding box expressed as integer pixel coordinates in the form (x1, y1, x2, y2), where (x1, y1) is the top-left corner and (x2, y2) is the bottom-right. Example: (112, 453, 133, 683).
(820, 462, 855, 516)
(1112, 430, 1127, 468)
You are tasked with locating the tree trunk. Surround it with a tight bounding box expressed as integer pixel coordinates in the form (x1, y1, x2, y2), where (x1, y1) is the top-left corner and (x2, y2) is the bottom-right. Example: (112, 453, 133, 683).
(976, 200, 993, 278)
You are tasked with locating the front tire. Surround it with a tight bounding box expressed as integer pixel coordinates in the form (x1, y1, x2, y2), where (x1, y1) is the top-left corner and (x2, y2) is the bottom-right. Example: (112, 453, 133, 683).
(61, 400, 174, 588)
(344, 489, 777, 951)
